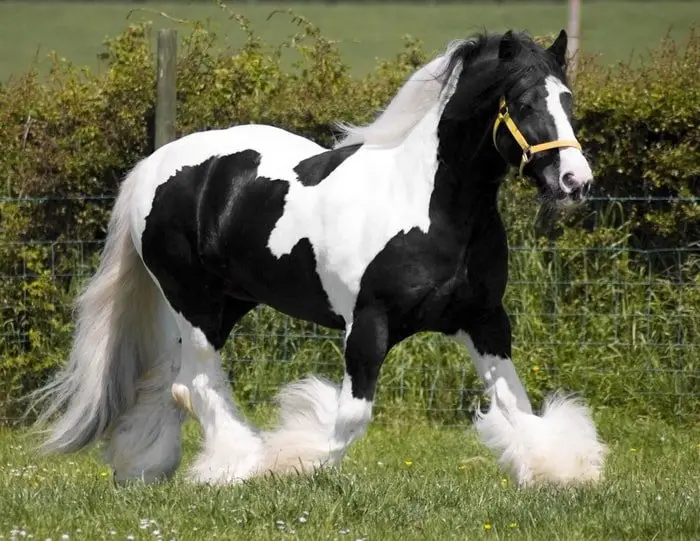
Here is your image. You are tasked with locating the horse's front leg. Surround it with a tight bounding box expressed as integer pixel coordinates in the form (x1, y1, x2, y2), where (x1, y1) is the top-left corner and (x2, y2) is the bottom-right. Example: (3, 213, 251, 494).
(454, 305, 533, 415)
(454, 305, 606, 487)
(262, 306, 390, 471)
(333, 306, 390, 451)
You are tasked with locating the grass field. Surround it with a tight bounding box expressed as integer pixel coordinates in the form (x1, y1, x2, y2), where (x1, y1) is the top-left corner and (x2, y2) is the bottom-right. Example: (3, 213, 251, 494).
(1, 414, 699, 540)
(0, 1, 698, 80)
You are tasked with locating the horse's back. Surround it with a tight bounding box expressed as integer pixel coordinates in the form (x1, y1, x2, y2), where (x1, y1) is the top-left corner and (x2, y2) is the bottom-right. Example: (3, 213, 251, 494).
(128, 124, 325, 245)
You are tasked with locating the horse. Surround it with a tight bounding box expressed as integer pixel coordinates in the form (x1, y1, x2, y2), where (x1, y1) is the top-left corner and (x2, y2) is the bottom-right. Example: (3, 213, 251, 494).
(34, 29, 606, 487)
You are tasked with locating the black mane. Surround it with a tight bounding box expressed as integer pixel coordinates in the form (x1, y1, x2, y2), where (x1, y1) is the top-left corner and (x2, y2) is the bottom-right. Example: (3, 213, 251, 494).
(440, 31, 568, 122)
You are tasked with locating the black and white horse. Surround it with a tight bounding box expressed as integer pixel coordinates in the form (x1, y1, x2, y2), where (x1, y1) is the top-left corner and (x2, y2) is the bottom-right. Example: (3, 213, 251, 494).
(36, 29, 606, 486)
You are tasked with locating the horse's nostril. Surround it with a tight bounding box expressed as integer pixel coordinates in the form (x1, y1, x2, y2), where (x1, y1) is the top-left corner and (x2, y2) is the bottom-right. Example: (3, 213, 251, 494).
(561, 172, 577, 191)
(569, 183, 592, 202)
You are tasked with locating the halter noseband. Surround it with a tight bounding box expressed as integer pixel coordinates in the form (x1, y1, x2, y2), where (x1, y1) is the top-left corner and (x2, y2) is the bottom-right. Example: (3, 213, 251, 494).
(492, 97, 582, 177)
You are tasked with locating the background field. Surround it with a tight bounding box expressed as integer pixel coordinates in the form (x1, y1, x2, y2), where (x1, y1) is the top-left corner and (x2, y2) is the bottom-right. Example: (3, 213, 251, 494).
(0, 1, 698, 79)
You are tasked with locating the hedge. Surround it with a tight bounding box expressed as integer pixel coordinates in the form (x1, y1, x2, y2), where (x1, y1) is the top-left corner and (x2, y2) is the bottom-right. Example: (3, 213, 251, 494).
(0, 14, 698, 424)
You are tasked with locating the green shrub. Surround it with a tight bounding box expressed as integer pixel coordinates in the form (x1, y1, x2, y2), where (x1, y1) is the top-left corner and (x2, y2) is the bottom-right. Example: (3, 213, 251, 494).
(574, 29, 700, 269)
(0, 14, 697, 424)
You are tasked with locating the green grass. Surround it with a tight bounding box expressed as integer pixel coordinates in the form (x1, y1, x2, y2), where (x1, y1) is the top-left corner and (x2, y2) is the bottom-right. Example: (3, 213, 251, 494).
(1, 414, 699, 540)
(0, 1, 698, 80)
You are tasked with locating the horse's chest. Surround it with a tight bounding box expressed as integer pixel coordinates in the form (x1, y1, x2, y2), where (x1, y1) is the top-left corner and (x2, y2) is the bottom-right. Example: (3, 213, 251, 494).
(266, 156, 435, 323)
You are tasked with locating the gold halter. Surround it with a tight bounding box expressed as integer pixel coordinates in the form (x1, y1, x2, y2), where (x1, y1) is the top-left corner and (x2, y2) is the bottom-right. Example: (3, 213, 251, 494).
(492, 97, 581, 177)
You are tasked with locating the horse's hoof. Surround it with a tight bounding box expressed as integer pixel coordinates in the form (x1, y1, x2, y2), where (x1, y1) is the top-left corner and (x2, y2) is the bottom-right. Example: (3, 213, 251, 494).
(171, 383, 196, 419)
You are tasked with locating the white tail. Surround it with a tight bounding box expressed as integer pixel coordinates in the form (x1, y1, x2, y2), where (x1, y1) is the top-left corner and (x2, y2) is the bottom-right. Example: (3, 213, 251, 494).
(32, 162, 171, 454)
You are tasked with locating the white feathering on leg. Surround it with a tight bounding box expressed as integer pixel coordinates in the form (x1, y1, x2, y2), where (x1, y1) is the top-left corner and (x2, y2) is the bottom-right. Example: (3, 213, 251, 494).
(475, 379, 607, 486)
(261, 376, 343, 473)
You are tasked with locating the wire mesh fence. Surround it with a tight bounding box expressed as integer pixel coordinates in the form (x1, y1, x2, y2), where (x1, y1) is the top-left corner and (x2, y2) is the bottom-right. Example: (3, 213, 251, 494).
(1, 193, 699, 425)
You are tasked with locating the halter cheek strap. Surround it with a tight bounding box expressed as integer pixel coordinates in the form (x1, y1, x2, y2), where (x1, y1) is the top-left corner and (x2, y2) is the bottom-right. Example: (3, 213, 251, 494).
(492, 97, 582, 177)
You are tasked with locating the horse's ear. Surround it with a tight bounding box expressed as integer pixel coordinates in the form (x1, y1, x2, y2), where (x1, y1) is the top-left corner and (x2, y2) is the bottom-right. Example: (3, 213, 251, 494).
(548, 29, 568, 68)
(498, 30, 521, 62)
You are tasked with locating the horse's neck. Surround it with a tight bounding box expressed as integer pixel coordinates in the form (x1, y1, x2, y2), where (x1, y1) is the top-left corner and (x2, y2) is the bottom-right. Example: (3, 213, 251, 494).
(429, 112, 508, 233)
(359, 99, 506, 236)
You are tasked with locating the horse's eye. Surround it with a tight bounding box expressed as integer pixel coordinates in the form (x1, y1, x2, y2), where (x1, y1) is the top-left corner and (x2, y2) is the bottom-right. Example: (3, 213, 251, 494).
(518, 103, 534, 116)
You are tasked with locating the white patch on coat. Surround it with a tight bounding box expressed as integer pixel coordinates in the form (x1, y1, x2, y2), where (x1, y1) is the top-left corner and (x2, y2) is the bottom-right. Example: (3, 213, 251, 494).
(126, 116, 442, 325)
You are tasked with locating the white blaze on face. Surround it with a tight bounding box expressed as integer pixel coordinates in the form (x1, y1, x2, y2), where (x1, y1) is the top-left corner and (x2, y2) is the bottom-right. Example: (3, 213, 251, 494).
(544, 76, 593, 197)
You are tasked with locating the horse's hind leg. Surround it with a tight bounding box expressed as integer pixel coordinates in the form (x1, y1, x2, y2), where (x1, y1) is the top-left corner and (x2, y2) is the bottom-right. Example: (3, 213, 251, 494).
(140, 216, 263, 483)
(171, 299, 264, 484)
(103, 304, 184, 484)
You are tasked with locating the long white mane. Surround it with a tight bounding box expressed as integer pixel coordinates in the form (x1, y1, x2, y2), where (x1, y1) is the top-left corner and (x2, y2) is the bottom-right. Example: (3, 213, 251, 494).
(334, 41, 466, 149)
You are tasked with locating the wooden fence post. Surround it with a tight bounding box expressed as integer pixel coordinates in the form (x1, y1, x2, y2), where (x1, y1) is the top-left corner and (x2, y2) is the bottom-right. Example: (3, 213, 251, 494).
(567, 0, 581, 80)
(155, 29, 177, 150)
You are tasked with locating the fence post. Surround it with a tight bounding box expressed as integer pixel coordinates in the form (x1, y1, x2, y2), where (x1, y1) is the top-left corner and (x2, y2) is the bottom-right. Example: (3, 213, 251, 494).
(567, 0, 581, 80)
(155, 28, 177, 150)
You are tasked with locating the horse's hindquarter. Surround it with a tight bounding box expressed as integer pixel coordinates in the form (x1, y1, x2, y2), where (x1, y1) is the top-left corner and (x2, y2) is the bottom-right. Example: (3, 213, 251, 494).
(131, 125, 324, 246)
(135, 125, 347, 325)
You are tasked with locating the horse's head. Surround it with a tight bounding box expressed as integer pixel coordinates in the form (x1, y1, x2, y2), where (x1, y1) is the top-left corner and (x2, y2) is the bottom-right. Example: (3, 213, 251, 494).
(491, 30, 593, 208)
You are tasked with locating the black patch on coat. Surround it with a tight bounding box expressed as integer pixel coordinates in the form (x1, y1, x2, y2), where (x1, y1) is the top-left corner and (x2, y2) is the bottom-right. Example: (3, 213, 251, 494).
(293, 144, 362, 186)
(141, 149, 343, 348)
